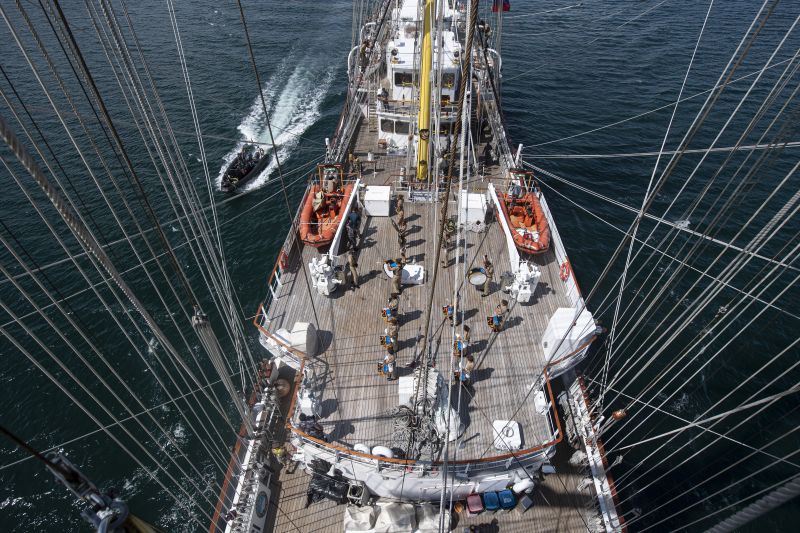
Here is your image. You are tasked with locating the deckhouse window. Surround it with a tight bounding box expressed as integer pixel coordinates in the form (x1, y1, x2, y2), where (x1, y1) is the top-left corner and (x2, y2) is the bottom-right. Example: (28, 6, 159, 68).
(394, 72, 414, 87)
(394, 121, 410, 134)
(442, 73, 456, 88)
(381, 120, 394, 134)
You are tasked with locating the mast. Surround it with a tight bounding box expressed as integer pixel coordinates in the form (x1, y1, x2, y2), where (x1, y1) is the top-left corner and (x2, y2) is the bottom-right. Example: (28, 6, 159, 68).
(415, 0, 434, 181)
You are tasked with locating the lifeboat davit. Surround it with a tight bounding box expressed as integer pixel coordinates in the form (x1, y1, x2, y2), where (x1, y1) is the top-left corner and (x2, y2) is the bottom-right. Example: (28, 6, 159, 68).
(299, 183, 355, 248)
(498, 190, 550, 254)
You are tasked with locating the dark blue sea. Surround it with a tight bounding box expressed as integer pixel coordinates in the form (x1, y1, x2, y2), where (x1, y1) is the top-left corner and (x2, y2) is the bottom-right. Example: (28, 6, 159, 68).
(1, 1, 798, 531)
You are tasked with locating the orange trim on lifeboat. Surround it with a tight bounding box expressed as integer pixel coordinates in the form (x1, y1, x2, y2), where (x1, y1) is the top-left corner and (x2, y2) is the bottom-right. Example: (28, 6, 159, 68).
(298, 183, 354, 248)
(498, 192, 551, 254)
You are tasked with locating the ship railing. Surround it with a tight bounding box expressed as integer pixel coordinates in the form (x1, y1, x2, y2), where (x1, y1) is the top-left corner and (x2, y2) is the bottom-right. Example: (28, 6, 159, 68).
(478, 74, 515, 175)
(255, 183, 310, 328)
(253, 315, 598, 476)
(574, 377, 628, 532)
(522, 163, 587, 308)
(377, 99, 459, 116)
(279, 350, 571, 476)
(473, 42, 594, 368)
(327, 178, 361, 262)
(256, 166, 362, 335)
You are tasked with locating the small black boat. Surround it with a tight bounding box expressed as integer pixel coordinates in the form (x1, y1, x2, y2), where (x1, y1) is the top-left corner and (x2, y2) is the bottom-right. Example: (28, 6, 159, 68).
(221, 144, 270, 192)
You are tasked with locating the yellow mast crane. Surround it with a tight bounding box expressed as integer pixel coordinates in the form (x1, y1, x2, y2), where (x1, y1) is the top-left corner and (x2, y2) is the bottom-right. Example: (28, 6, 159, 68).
(415, 0, 434, 181)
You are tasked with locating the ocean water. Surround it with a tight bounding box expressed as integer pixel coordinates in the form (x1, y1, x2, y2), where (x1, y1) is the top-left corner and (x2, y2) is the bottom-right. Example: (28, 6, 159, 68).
(1, 1, 798, 531)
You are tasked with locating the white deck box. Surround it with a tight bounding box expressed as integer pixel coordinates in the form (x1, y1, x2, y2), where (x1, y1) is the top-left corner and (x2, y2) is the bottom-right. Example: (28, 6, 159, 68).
(458, 191, 488, 232)
(541, 307, 596, 363)
(363, 185, 391, 216)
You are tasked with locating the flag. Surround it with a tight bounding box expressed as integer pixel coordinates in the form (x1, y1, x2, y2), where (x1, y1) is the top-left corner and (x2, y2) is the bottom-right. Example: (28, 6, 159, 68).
(492, 0, 511, 12)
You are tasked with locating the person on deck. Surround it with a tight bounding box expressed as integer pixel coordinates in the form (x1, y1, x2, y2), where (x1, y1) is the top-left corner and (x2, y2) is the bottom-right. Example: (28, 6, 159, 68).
(383, 351, 397, 381)
(387, 322, 399, 343)
(451, 332, 466, 367)
(385, 296, 399, 324)
(391, 267, 402, 296)
(397, 217, 408, 249)
(482, 255, 494, 297)
(444, 297, 459, 327)
(349, 208, 361, 227)
(490, 299, 509, 332)
(347, 252, 359, 290)
(383, 329, 398, 353)
(443, 303, 455, 326)
(346, 223, 357, 252)
(389, 257, 404, 296)
(498, 299, 509, 315)
(460, 354, 475, 386)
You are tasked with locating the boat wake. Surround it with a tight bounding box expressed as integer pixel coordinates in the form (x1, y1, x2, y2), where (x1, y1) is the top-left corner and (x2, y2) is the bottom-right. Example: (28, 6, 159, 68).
(216, 58, 335, 193)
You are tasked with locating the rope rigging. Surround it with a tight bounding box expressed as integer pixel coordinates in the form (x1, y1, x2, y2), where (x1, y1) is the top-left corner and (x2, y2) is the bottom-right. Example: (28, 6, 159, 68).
(0, 1, 265, 502)
(582, 73, 800, 386)
(0, 224, 236, 501)
(0, 424, 166, 533)
(0, 154, 236, 471)
(528, 141, 800, 159)
(4, 0, 251, 432)
(521, 56, 796, 149)
(0, 0, 797, 531)
(570, 0, 790, 418)
(6, 6, 243, 430)
(48, 0, 198, 310)
(704, 475, 800, 533)
(598, 0, 715, 415)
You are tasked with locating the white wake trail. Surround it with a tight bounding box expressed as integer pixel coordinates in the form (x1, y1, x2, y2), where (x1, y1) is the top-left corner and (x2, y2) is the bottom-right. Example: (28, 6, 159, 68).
(216, 59, 335, 192)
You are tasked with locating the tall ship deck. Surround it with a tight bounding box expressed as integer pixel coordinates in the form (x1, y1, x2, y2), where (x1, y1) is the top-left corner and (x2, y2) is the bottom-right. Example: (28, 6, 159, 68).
(213, 1, 623, 532)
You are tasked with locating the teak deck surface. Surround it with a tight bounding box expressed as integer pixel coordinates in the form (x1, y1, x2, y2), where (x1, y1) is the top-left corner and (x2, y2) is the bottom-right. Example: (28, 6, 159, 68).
(263, 127, 572, 462)
(260, 79, 590, 529)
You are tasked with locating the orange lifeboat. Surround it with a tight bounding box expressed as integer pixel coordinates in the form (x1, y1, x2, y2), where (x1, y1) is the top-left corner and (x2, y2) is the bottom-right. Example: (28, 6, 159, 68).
(299, 165, 354, 248)
(498, 171, 550, 254)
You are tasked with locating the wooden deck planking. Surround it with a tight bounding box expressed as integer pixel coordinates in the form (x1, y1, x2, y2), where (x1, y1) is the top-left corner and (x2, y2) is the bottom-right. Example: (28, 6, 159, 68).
(265, 108, 589, 533)
(265, 187, 572, 460)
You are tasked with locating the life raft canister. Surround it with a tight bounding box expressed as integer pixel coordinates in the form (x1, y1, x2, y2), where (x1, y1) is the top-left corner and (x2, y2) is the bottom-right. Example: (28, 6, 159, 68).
(559, 260, 570, 282)
(278, 250, 289, 272)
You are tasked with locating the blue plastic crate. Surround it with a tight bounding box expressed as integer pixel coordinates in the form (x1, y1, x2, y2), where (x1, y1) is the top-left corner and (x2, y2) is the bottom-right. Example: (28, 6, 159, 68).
(483, 491, 500, 511)
(498, 489, 517, 510)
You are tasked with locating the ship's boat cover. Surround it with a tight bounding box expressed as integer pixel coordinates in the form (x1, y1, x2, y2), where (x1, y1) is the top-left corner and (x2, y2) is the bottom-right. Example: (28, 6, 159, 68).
(343, 504, 376, 531)
(373, 502, 416, 532)
(541, 307, 595, 362)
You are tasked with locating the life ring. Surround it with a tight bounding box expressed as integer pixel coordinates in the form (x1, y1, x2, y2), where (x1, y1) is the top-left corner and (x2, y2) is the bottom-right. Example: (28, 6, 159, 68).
(278, 250, 289, 272)
(371, 445, 394, 459)
(354, 443, 370, 454)
(559, 261, 570, 282)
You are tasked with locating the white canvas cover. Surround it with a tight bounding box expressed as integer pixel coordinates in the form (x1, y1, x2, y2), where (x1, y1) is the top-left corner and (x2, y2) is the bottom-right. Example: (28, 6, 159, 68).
(373, 502, 416, 532)
(288, 322, 318, 356)
(415, 503, 450, 532)
(343, 505, 376, 532)
(541, 307, 595, 362)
